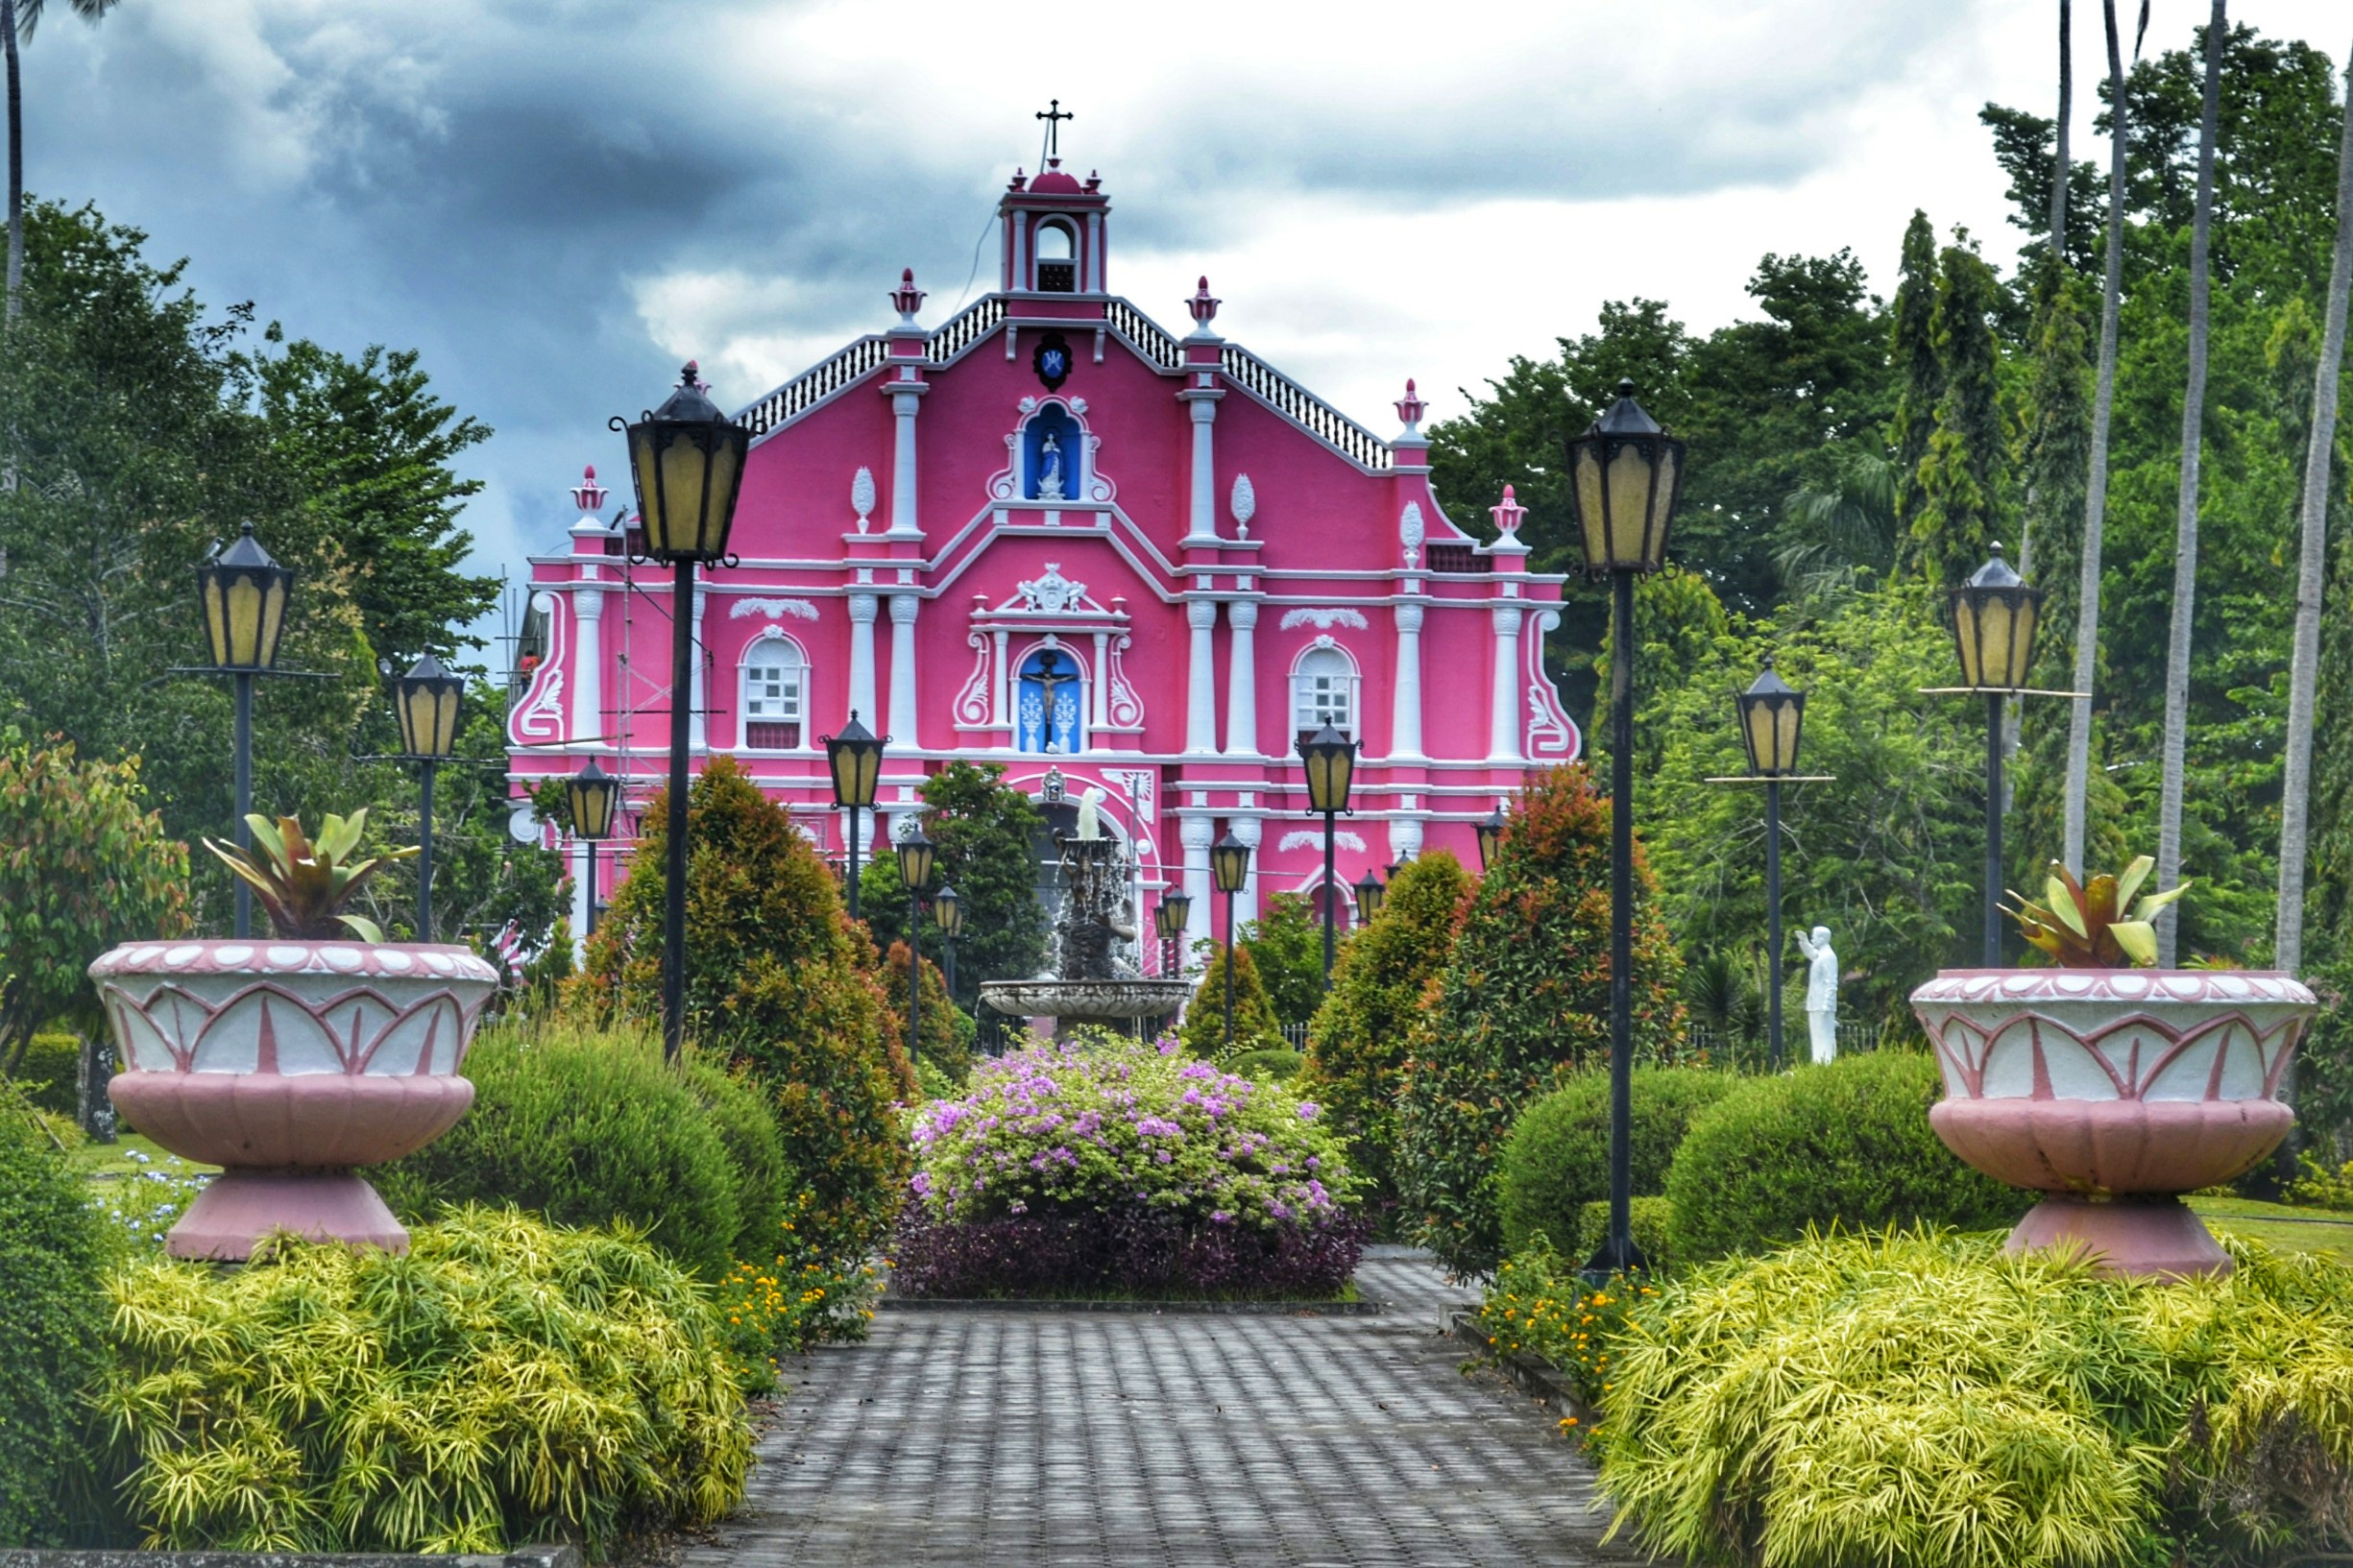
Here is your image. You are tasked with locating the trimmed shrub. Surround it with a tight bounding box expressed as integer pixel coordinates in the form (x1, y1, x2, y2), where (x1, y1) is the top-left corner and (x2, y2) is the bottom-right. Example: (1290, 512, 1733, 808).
(374, 1020, 741, 1280)
(1574, 1196, 1678, 1272)
(1598, 1229, 2353, 1568)
(1243, 891, 1326, 1028)
(1303, 850, 1472, 1215)
(1225, 1047, 1306, 1083)
(11, 1030, 83, 1116)
(580, 756, 913, 1264)
(1178, 940, 1284, 1060)
(893, 1036, 1364, 1298)
(1396, 765, 1686, 1277)
(1498, 1067, 1736, 1256)
(97, 1208, 750, 1556)
(0, 1083, 113, 1546)
(1663, 1050, 2019, 1262)
(682, 1056, 788, 1263)
(884, 940, 969, 1086)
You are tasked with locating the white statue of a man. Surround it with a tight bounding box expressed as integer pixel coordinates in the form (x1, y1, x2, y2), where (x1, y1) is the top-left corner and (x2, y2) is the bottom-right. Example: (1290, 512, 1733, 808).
(1795, 925, 1838, 1065)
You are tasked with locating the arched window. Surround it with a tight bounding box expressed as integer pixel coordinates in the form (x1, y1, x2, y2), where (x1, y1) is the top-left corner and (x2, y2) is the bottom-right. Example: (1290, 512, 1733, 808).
(1016, 646, 1086, 754)
(740, 637, 806, 750)
(1292, 644, 1358, 748)
(1034, 220, 1078, 292)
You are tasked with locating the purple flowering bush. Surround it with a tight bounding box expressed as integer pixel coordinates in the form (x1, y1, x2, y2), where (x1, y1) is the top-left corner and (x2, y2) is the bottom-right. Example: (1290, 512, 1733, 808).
(891, 1035, 1367, 1298)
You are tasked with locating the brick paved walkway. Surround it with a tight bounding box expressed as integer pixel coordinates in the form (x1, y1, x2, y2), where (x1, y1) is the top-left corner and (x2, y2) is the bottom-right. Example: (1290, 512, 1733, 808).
(691, 1247, 1626, 1566)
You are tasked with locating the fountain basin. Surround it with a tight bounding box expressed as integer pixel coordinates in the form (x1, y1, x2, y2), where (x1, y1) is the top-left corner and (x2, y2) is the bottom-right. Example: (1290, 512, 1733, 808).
(980, 978, 1194, 1022)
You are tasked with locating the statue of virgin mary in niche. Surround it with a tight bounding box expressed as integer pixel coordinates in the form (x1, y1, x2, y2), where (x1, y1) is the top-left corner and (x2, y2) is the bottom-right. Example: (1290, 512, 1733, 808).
(1037, 432, 1066, 500)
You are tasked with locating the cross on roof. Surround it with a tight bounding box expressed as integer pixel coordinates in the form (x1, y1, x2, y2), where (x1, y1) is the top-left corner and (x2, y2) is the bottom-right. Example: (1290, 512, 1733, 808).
(1036, 99, 1073, 157)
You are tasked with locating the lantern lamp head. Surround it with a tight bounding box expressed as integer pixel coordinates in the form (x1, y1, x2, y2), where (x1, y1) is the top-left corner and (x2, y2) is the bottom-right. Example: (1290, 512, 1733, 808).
(1951, 543, 2044, 692)
(1211, 832, 1251, 896)
(1475, 807, 1507, 871)
(1353, 869, 1386, 924)
(392, 652, 466, 760)
(822, 712, 885, 810)
(1734, 654, 1807, 778)
(197, 523, 296, 672)
(567, 760, 621, 842)
(934, 883, 963, 939)
(619, 361, 748, 564)
(896, 824, 936, 894)
(1565, 379, 1685, 576)
(1154, 892, 1192, 942)
(1298, 723, 1359, 815)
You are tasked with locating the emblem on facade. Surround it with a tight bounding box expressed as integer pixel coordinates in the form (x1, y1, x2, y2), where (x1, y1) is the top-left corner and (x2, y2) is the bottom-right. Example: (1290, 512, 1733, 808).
(851, 467, 876, 532)
(1014, 563, 1087, 614)
(1278, 607, 1370, 632)
(1032, 330, 1074, 392)
(1399, 501, 1426, 569)
(1230, 473, 1256, 540)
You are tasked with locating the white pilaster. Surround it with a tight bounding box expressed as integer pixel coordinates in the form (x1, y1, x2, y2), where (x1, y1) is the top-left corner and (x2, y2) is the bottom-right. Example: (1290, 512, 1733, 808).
(688, 573, 708, 753)
(1490, 603, 1524, 763)
(1180, 382, 1223, 545)
(1184, 598, 1220, 755)
(887, 594, 919, 746)
(1391, 598, 1425, 760)
(848, 591, 880, 728)
(1090, 631, 1111, 732)
(1224, 597, 1260, 756)
(887, 387, 924, 540)
(991, 628, 1010, 728)
(1085, 211, 1103, 292)
(1179, 813, 1215, 970)
(570, 582, 604, 742)
(1230, 814, 1262, 932)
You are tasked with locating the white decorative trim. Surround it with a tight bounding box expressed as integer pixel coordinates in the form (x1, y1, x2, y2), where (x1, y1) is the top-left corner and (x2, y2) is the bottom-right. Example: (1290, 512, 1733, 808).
(1013, 562, 1089, 614)
(1230, 473, 1256, 540)
(1106, 634, 1143, 727)
(1278, 607, 1370, 632)
(1278, 829, 1368, 854)
(730, 597, 819, 621)
(1399, 501, 1425, 569)
(851, 467, 876, 533)
(955, 634, 993, 726)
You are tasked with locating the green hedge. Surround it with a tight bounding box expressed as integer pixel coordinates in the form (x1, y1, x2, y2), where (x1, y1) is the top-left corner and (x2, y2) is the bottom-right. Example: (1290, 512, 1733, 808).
(1498, 1068, 1737, 1258)
(0, 1082, 112, 1545)
(1575, 1196, 1679, 1273)
(1225, 1048, 1307, 1084)
(11, 1031, 82, 1117)
(374, 1021, 744, 1279)
(1663, 1050, 2020, 1261)
(682, 1057, 789, 1262)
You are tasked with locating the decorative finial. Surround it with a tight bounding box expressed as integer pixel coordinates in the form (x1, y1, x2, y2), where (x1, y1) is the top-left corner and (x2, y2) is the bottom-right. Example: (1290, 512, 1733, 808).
(681, 359, 699, 386)
(1083, 169, 1101, 192)
(1395, 377, 1427, 432)
(890, 267, 926, 323)
(1230, 473, 1256, 540)
(851, 467, 877, 532)
(1010, 166, 1028, 191)
(1036, 98, 1074, 158)
(571, 464, 609, 513)
(1187, 277, 1221, 331)
(1491, 483, 1525, 538)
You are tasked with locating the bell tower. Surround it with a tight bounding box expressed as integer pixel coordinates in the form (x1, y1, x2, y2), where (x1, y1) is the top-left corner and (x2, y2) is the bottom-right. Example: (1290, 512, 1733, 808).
(1000, 102, 1110, 295)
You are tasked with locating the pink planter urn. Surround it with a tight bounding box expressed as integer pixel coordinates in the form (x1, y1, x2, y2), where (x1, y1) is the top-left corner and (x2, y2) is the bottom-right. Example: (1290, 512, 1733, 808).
(90, 938, 499, 1260)
(1909, 967, 2317, 1279)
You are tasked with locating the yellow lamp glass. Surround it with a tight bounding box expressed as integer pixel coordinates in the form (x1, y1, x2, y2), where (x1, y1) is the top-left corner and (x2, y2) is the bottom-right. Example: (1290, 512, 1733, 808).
(623, 363, 749, 564)
(1735, 658, 1806, 777)
(1565, 380, 1685, 576)
(567, 760, 620, 841)
(1298, 724, 1357, 815)
(1211, 832, 1251, 895)
(1952, 546, 2044, 693)
(196, 524, 295, 671)
(824, 712, 885, 809)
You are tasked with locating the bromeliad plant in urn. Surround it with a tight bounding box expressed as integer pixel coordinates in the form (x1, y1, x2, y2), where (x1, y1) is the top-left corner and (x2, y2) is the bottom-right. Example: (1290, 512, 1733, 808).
(90, 810, 497, 1260)
(1909, 856, 2315, 1279)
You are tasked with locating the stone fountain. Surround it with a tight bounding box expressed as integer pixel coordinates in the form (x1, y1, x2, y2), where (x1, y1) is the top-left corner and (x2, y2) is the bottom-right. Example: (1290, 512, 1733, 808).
(981, 786, 1191, 1034)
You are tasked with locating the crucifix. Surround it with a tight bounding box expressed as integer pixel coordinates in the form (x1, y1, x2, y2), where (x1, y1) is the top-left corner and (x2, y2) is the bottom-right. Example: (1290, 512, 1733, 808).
(1031, 648, 1079, 751)
(1036, 99, 1073, 158)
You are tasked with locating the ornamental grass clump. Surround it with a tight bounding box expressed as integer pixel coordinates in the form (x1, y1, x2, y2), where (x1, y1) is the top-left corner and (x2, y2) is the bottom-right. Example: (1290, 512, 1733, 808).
(1595, 1227, 2353, 1568)
(96, 1206, 752, 1556)
(891, 1034, 1366, 1298)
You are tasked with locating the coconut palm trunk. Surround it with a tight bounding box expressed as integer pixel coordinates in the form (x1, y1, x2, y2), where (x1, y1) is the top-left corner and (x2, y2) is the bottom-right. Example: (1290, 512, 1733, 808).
(2063, 0, 2130, 877)
(2051, 0, 2073, 259)
(4, 0, 22, 322)
(2275, 40, 2353, 977)
(2153, 0, 2226, 966)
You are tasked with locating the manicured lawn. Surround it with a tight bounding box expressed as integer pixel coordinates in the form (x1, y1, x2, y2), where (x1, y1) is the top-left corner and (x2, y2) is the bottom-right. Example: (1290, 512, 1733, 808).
(71, 1132, 215, 1182)
(2191, 1194, 2353, 1258)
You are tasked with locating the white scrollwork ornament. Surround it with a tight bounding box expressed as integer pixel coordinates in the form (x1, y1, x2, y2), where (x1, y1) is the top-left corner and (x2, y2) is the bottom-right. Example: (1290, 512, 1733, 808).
(1014, 563, 1087, 614)
(851, 467, 876, 532)
(1399, 501, 1425, 568)
(1230, 473, 1256, 540)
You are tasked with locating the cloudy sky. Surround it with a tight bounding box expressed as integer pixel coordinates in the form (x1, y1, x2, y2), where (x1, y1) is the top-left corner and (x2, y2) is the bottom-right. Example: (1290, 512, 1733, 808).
(19, 0, 2349, 624)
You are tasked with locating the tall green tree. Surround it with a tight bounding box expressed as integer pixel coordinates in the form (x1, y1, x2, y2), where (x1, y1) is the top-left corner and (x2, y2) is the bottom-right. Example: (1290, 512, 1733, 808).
(2154, 1, 2228, 964)
(856, 760, 1046, 1011)
(2, 0, 120, 320)
(1242, 891, 1324, 1028)
(1907, 239, 2009, 587)
(1889, 211, 1944, 541)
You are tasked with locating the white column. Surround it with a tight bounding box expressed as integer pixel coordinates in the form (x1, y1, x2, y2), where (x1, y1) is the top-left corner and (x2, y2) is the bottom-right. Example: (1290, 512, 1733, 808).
(887, 389, 923, 539)
(1390, 599, 1424, 760)
(688, 574, 708, 753)
(1179, 813, 1215, 970)
(888, 594, 919, 746)
(1182, 386, 1220, 544)
(1086, 211, 1104, 292)
(570, 584, 603, 742)
(1490, 604, 1524, 762)
(1230, 815, 1262, 933)
(1225, 598, 1259, 756)
(991, 628, 1010, 729)
(1184, 599, 1220, 755)
(848, 591, 880, 726)
(1090, 631, 1111, 733)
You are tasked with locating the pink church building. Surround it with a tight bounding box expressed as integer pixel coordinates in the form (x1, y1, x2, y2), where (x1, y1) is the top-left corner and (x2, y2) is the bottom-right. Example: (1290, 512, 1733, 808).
(506, 154, 1577, 972)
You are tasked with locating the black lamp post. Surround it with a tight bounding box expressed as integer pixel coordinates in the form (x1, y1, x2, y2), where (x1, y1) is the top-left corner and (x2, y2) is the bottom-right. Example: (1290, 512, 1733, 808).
(391, 652, 464, 943)
(618, 360, 748, 1064)
(897, 825, 936, 1063)
(1353, 868, 1386, 927)
(1475, 807, 1505, 872)
(567, 760, 621, 938)
(1211, 832, 1251, 1054)
(195, 523, 296, 939)
(1734, 657, 1807, 1072)
(934, 883, 962, 1006)
(1950, 544, 2044, 965)
(1298, 723, 1359, 989)
(823, 712, 886, 924)
(1566, 378, 1685, 1278)
(1153, 891, 1192, 978)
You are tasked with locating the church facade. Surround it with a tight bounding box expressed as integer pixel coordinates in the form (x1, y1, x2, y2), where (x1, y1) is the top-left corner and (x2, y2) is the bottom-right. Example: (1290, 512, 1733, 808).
(506, 156, 1577, 971)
